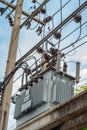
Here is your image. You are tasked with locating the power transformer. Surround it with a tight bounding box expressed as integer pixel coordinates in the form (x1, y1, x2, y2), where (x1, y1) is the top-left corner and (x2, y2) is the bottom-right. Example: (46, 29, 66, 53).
(14, 67, 75, 127)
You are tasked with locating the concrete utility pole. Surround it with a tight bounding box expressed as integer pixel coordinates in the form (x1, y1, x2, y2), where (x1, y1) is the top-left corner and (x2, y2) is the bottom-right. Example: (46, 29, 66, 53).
(0, 0, 24, 130)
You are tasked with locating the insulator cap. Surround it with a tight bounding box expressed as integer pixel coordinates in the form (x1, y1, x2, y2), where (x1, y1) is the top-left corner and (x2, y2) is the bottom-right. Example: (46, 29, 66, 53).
(36, 26, 42, 35)
(43, 16, 52, 23)
(37, 47, 44, 53)
(8, 16, 14, 26)
(32, 0, 37, 3)
(50, 47, 58, 55)
(63, 62, 67, 72)
(0, 7, 5, 13)
(54, 32, 61, 39)
(44, 53, 51, 60)
(40, 8, 46, 14)
(74, 15, 82, 23)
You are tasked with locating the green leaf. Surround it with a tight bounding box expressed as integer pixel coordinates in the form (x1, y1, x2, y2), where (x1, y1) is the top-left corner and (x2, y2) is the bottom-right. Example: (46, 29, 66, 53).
(81, 128, 87, 130)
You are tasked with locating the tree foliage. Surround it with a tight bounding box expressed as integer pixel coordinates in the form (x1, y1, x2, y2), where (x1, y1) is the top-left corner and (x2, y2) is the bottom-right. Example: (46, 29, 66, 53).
(75, 85, 87, 94)
(81, 128, 87, 130)
(75, 85, 87, 130)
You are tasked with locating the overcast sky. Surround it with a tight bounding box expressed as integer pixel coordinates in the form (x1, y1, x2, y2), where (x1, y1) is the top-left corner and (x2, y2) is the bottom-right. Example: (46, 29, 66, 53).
(0, 0, 87, 129)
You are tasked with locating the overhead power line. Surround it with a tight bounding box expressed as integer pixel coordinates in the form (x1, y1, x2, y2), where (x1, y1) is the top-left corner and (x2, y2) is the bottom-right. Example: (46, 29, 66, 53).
(15, 1, 87, 66)
(64, 41, 87, 56)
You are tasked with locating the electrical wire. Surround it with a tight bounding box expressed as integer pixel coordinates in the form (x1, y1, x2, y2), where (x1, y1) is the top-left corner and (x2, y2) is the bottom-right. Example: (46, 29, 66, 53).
(0, 63, 23, 91)
(51, 17, 54, 30)
(36, 1, 40, 5)
(13, 39, 87, 85)
(29, 55, 42, 68)
(53, 5, 87, 50)
(0, 61, 32, 91)
(19, 34, 87, 74)
(13, 73, 23, 83)
(54, 21, 87, 46)
(58, 0, 62, 50)
(24, 55, 38, 73)
(66, 45, 76, 56)
(60, 34, 87, 52)
(24, 40, 87, 76)
(43, 5, 47, 38)
(18, 45, 22, 57)
(79, 0, 81, 7)
(66, 20, 82, 56)
(29, 7, 42, 31)
(79, 78, 87, 83)
(55, 6, 87, 43)
(64, 41, 87, 56)
(52, 0, 72, 18)
(29, 21, 39, 30)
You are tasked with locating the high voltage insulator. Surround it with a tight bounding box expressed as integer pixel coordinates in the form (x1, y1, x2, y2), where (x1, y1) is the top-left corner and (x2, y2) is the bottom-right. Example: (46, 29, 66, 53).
(50, 47, 58, 55)
(54, 32, 61, 39)
(36, 26, 43, 35)
(0, 7, 5, 15)
(51, 59, 56, 66)
(63, 62, 67, 73)
(37, 47, 44, 53)
(8, 16, 14, 26)
(43, 53, 51, 60)
(32, 0, 37, 3)
(40, 8, 46, 14)
(76, 62, 80, 83)
(74, 14, 82, 23)
(25, 21, 31, 29)
(43, 16, 52, 23)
